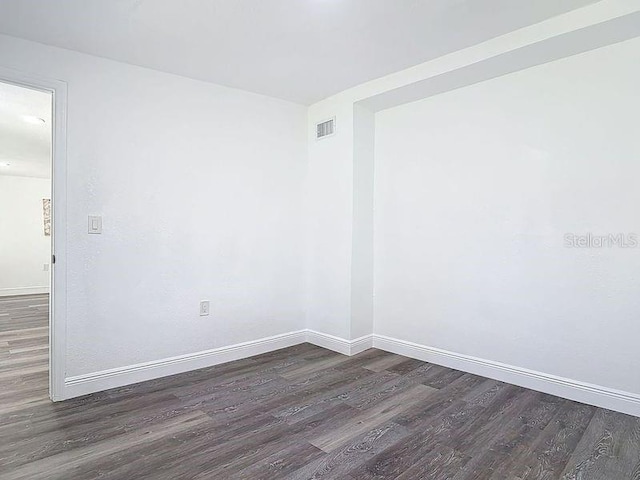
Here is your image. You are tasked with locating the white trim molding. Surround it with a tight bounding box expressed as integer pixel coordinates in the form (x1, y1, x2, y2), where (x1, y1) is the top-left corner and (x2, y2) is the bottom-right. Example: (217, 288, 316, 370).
(350, 334, 375, 355)
(305, 330, 373, 356)
(0, 286, 50, 297)
(373, 334, 640, 418)
(64, 330, 307, 399)
(63, 329, 374, 399)
(61, 329, 640, 419)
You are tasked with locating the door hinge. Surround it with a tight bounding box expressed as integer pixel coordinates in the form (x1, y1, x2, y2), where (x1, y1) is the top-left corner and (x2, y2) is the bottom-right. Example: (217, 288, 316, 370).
(52, 254, 56, 264)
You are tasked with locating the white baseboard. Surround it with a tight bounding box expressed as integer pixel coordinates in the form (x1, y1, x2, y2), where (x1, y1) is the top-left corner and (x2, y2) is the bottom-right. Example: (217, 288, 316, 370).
(63, 329, 374, 400)
(64, 330, 307, 399)
(305, 330, 373, 356)
(373, 334, 640, 418)
(350, 334, 375, 355)
(305, 330, 351, 355)
(62, 328, 639, 418)
(0, 286, 49, 297)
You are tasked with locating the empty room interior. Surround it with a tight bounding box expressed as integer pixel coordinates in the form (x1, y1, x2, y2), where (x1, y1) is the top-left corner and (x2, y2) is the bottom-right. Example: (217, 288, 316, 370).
(0, 1, 639, 479)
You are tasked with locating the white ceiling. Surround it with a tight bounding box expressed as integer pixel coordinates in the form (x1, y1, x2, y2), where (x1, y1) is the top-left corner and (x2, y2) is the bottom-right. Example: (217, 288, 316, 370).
(0, 0, 597, 104)
(0, 81, 52, 179)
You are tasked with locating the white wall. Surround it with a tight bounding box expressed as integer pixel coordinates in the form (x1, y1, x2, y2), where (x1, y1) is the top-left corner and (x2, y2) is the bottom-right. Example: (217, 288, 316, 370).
(350, 105, 375, 339)
(0, 175, 51, 296)
(374, 37, 640, 395)
(305, 101, 355, 339)
(2, 1, 639, 409)
(304, 0, 638, 342)
(0, 34, 307, 379)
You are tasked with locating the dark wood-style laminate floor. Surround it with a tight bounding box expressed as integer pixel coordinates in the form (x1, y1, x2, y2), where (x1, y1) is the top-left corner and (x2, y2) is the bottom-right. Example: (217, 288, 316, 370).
(1, 295, 639, 479)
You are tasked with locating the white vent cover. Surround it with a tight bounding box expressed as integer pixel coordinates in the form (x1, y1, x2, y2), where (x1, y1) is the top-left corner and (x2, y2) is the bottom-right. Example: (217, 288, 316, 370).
(316, 117, 336, 140)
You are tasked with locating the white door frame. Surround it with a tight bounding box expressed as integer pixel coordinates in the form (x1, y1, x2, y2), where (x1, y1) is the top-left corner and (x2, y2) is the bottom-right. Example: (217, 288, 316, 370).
(0, 66, 68, 401)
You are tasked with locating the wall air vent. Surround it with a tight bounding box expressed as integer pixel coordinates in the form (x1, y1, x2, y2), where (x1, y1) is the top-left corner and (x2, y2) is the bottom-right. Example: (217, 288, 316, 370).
(316, 117, 336, 140)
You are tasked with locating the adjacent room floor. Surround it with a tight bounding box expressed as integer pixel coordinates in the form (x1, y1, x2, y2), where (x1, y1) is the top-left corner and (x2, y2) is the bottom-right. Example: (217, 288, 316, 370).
(0, 294, 49, 414)
(1, 296, 639, 479)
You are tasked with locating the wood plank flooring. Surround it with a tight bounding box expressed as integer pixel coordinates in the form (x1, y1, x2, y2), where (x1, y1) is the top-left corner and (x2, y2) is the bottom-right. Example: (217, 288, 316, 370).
(0, 294, 49, 418)
(1, 295, 639, 479)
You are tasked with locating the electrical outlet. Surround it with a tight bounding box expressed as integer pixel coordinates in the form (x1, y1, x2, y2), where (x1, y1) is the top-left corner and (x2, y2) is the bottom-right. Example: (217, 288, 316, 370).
(88, 215, 102, 234)
(43, 263, 49, 271)
(199, 300, 210, 316)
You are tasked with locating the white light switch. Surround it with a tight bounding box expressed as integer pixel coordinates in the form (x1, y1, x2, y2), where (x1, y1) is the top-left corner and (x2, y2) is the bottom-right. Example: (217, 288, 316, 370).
(88, 215, 102, 234)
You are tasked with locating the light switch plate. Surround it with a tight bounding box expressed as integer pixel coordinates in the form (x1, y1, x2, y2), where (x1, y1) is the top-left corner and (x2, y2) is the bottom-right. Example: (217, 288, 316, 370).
(88, 215, 102, 234)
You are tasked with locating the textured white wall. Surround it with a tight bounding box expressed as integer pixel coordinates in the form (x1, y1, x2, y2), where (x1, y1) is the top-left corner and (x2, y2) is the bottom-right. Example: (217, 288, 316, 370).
(0, 175, 51, 295)
(305, 101, 355, 339)
(304, 1, 637, 342)
(0, 34, 307, 377)
(1, 1, 638, 404)
(374, 37, 640, 395)
(350, 105, 375, 339)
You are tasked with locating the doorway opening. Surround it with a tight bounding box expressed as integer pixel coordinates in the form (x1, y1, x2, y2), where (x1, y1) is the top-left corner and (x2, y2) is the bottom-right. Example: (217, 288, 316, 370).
(0, 79, 55, 404)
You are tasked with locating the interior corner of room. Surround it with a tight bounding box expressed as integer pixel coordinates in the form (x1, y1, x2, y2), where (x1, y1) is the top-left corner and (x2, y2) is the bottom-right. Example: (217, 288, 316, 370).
(2, 0, 639, 419)
(1, 1, 640, 478)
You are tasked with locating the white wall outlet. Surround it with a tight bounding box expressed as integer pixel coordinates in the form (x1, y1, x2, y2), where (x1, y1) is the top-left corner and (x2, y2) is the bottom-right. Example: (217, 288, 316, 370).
(43, 263, 49, 271)
(199, 300, 210, 316)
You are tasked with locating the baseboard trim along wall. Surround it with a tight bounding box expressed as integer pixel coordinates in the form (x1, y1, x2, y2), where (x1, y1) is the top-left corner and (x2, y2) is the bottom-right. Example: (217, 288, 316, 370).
(62, 329, 640, 418)
(0, 286, 49, 297)
(64, 329, 372, 399)
(306, 330, 373, 356)
(64, 330, 308, 399)
(373, 334, 640, 418)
